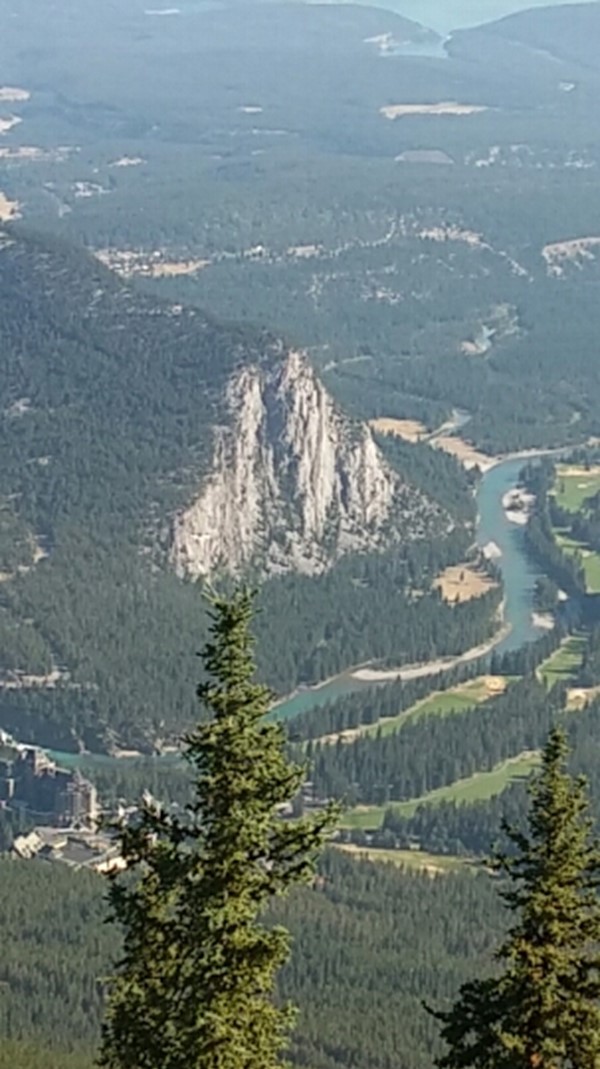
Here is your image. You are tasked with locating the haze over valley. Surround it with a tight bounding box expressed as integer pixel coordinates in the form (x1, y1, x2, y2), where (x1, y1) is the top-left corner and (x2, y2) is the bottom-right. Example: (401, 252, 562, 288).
(360, 0, 599, 33)
(3, 3, 600, 1069)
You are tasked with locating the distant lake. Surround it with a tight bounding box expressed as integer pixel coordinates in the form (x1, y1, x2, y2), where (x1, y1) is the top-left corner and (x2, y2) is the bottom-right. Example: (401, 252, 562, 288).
(341, 0, 598, 34)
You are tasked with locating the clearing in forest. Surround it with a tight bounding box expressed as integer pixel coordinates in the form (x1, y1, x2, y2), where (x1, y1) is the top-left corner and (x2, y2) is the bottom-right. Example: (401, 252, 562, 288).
(433, 564, 497, 603)
(432, 434, 495, 471)
(550, 465, 600, 594)
(553, 465, 600, 512)
(318, 675, 509, 746)
(555, 531, 600, 594)
(336, 844, 467, 874)
(389, 750, 541, 818)
(537, 633, 587, 687)
(370, 413, 496, 472)
(339, 751, 540, 830)
(567, 684, 600, 710)
(369, 417, 427, 442)
(364, 675, 508, 738)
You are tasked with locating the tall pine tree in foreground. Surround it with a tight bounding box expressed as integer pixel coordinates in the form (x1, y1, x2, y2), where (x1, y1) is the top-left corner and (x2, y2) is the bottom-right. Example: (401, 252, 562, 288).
(99, 589, 337, 1069)
(431, 727, 600, 1069)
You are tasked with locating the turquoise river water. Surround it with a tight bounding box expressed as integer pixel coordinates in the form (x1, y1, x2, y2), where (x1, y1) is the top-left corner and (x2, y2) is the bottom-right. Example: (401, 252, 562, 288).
(48, 454, 547, 769)
(271, 455, 547, 722)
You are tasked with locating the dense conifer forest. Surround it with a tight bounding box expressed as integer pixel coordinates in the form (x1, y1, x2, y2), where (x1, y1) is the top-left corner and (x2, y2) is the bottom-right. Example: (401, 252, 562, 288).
(0, 230, 497, 751)
(308, 676, 557, 804)
(0, 853, 503, 1069)
(4, 2, 600, 1067)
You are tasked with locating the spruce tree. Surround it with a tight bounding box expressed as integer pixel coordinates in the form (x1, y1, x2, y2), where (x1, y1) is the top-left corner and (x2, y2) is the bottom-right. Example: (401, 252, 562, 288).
(431, 727, 600, 1069)
(99, 589, 337, 1069)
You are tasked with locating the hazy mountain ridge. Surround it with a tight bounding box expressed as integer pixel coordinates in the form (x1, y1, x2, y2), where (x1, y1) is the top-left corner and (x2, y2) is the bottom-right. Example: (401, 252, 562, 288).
(480, 1, 600, 66)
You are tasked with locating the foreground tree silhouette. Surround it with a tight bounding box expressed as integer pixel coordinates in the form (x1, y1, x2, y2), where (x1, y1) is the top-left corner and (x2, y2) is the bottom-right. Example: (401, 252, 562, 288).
(99, 590, 337, 1069)
(431, 727, 600, 1069)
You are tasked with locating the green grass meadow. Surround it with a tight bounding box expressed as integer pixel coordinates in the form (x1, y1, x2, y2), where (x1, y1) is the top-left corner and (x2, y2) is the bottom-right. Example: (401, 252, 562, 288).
(554, 468, 600, 512)
(346, 676, 509, 742)
(336, 845, 469, 873)
(554, 532, 600, 594)
(552, 467, 600, 593)
(340, 751, 540, 830)
(537, 633, 587, 687)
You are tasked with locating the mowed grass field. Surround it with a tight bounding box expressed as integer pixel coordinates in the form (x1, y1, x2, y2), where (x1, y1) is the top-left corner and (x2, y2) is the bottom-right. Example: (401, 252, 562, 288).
(554, 531, 600, 594)
(553, 466, 600, 512)
(320, 676, 510, 745)
(371, 675, 508, 736)
(339, 751, 540, 830)
(335, 844, 468, 874)
(537, 633, 587, 687)
(552, 466, 600, 593)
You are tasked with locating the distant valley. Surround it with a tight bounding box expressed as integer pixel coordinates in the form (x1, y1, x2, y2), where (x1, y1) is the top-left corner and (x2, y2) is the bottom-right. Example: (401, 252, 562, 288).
(5, 6, 600, 1069)
(364, 0, 600, 34)
(1, 0, 600, 754)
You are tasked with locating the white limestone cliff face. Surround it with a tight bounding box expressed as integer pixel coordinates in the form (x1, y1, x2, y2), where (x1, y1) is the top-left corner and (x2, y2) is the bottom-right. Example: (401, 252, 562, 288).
(170, 350, 443, 578)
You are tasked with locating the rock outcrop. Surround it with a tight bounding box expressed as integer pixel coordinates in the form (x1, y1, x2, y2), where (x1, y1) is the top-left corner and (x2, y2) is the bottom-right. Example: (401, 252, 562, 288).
(170, 350, 444, 577)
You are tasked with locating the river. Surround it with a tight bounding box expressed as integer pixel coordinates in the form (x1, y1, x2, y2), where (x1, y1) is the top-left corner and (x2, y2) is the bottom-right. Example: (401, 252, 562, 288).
(47, 454, 546, 767)
(271, 455, 547, 721)
(475, 457, 548, 656)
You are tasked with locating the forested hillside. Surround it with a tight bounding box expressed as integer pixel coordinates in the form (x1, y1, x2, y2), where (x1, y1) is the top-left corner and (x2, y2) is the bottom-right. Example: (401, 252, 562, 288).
(2, 0, 600, 750)
(0, 851, 502, 1069)
(2, 1, 600, 451)
(3, 2, 600, 1068)
(0, 229, 481, 751)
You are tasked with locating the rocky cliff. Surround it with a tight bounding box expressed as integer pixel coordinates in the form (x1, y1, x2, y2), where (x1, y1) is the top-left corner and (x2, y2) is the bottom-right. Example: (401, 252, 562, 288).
(170, 350, 445, 578)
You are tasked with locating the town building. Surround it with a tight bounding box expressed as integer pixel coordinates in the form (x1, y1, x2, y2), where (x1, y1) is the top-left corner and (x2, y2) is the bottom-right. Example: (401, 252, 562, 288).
(0, 746, 98, 828)
(11, 825, 125, 872)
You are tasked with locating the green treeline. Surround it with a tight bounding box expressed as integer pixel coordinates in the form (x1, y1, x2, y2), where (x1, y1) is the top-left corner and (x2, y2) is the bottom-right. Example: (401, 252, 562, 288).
(257, 562, 501, 696)
(309, 676, 558, 805)
(0, 231, 494, 751)
(490, 625, 564, 676)
(430, 727, 600, 1069)
(284, 661, 487, 743)
(0, 860, 120, 1050)
(4, 728, 598, 1069)
(380, 674, 600, 858)
(380, 784, 529, 856)
(0, 852, 503, 1069)
(284, 625, 564, 745)
(521, 461, 586, 594)
(375, 434, 477, 525)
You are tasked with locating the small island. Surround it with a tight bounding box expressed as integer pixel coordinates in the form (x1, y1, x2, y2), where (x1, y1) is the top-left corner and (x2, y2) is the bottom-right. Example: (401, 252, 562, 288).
(503, 487, 535, 526)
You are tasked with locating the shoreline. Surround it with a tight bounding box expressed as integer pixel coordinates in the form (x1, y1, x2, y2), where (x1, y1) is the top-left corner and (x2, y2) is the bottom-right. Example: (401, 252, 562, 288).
(38, 444, 583, 757)
(270, 661, 373, 712)
(351, 619, 511, 684)
(271, 596, 511, 710)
